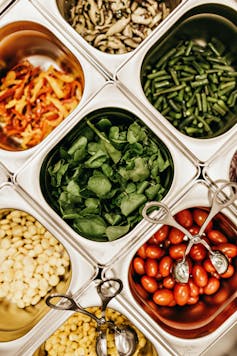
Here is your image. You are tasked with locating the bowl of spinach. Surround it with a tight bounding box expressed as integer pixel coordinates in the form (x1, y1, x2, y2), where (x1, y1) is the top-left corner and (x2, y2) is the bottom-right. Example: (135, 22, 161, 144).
(40, 108, 174, 242)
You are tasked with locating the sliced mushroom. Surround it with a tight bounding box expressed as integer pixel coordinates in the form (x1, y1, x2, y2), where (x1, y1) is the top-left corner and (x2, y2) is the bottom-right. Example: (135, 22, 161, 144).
(150, 12, 162, 27)
(131, 14, 152, 25)
(87, 0, 99, 25)
(124, 38, 140, 48)
(123, 24, 133, 38)
(106, 16, 130, 36)
(94, 34, 108, 47)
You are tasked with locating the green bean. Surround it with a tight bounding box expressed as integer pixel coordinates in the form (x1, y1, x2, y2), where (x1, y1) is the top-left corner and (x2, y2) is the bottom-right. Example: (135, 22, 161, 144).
(218, 83, 236, 96)
(196, 93, 202, 111)
(208, 42, 221, 57)
(154, 80, 170, 89)
(147, 70, 167, 79)
(168, 99, 181, 112)
(213, 103, 226, 116)
(227, 90, 237, 107)
(154, 75, 171, 81)
(174, 65, 196, 74)
(192, 61, 204, 75)
(185, 41, 193, 56)
(169, 68, 179, 86)
(201, 93, 208, 113)
(213, 64, 234, 72)
(155, 48, 176, 69)
(191, 79, 209, 88)
(154, 84, 186, 96)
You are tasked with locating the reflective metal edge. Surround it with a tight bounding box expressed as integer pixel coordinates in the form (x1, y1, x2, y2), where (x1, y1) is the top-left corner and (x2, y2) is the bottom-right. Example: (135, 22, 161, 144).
(13, 81, 199, 267)
(203, 131, 237, 184)
(0, 0, 107, 173)
(103, 179, 237, 356)
(115, 0, 237, 163)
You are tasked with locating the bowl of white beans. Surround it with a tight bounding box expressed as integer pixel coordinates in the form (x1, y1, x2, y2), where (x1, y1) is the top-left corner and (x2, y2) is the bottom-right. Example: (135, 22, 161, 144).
(0, 208, 71, 342)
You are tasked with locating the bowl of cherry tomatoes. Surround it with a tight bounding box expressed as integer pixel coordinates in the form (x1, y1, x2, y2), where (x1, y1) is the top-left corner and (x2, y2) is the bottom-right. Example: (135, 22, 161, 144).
(129, 206, 237, 339)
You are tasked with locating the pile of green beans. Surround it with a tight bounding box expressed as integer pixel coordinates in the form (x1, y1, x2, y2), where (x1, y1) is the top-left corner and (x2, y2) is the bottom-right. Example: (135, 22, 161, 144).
(142, 37, 237, 138)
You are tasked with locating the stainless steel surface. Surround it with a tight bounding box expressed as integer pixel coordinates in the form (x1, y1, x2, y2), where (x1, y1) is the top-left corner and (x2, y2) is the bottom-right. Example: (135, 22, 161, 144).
(0, 0, 237, 355)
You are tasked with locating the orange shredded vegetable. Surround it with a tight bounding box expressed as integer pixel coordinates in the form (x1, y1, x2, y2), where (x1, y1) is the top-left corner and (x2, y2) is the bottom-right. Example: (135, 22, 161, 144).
(0, 60, 84, 150)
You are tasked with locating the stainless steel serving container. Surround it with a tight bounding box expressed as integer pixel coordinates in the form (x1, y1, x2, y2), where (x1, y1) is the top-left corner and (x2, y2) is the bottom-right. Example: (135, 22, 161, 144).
(0, 0, 236, 355)
(0, 0, 107, 173)
(14, 81, 199, 266)
(17, 279, 174, 356)
(115, 0, 237, 162)
(0, 181, 98, 354)
(31, 0, 186, 78)
(103, 179, 237, 356)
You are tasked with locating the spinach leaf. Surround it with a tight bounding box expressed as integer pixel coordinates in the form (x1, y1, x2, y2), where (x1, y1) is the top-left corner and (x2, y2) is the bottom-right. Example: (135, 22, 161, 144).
(120, 193, 147, 216)
(106, 225, 130, 241)
(73, 215, 107, 240)
(87, 172, 112, 198)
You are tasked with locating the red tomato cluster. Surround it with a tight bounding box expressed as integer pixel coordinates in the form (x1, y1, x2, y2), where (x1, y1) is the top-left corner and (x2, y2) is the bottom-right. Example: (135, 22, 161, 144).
(132, 208, 237, 307)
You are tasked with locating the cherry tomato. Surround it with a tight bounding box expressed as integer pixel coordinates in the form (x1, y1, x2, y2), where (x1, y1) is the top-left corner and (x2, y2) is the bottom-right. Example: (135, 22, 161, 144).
(220, 264, 234, 278)
(203, 258, 216, 274)
(152, 225, 169, 243)
(141, 275, 159, 293)
(145, 258, 159, 277)
(192, 209, 213, 231)
(189, 243, 207, 261)
(174, 283, 190, 306)
(214, 243, 237, 258)
(192, 265, 208, 287)
(137, 244, 147, 259)
(146, 245, 164, 259)
(175, 209, 193, 228)
(207, 230, 228, 244)
(187, 296, 199, 305)
(188, 225, 200, 235)
(159, 255, 173, 277)
(169, 243, 187, 260)
(188, 278, 200, 298)
(163, 276, 175, 289)
(169, 227, 185, 244)
(134, 283, 149, 299)
(133, 257, 145, 275)
(203, 277, 220, 295)
(153, 289, 174, 306)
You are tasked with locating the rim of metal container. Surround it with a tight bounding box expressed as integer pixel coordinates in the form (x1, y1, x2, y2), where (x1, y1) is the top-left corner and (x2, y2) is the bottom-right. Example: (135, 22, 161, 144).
(115, 0, 237, 163)
(17, 278, 175, 356)
(13, 81, 199, 266)
(31, 0, 187, 79)
(203, 132, 237, 183)
(102, 179, 237, 356)
(0, 0, 107, 173)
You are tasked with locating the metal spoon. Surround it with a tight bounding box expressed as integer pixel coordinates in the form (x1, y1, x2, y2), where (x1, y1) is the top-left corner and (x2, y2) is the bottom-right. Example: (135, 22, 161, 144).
(96, 279, 138, 356)
(113, 324, 138, 356)
(142, 181, 237, 283)
(46, 292, 108, 356)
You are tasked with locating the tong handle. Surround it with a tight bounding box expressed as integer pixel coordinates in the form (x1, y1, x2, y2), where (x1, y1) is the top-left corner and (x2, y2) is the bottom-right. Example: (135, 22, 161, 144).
(142, 201, 194, 240)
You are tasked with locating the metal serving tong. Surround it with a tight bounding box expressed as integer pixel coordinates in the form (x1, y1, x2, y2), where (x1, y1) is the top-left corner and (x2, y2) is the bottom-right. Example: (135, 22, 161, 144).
(46, 278, 138, 356)
(142, 181, 237, 283)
